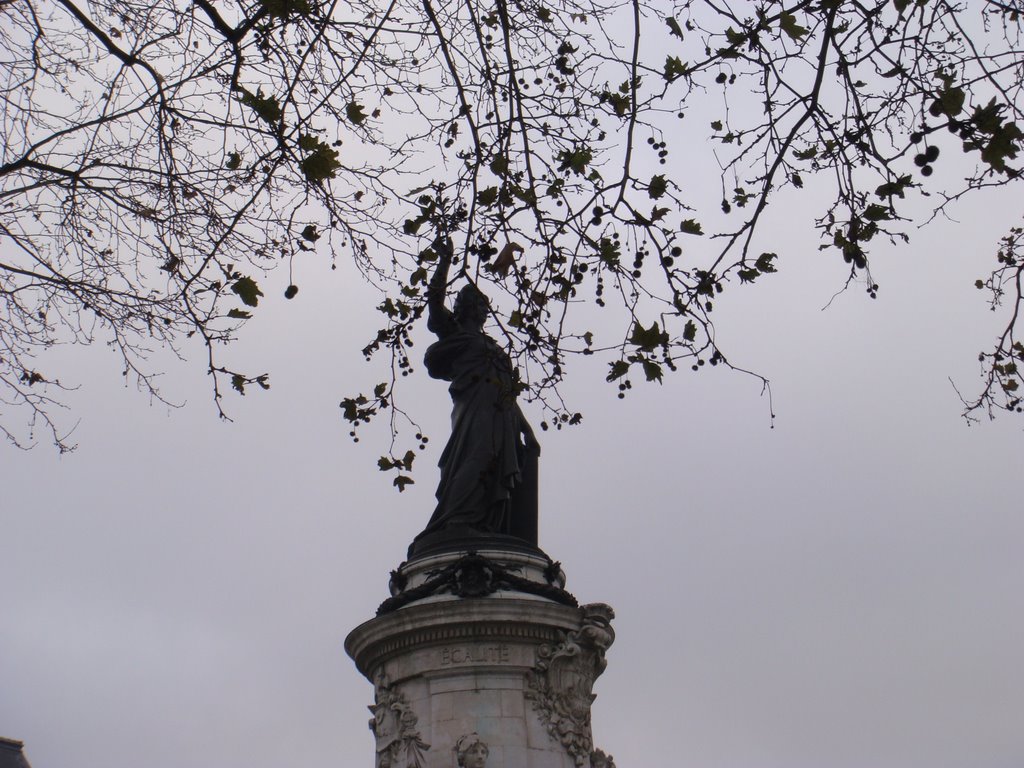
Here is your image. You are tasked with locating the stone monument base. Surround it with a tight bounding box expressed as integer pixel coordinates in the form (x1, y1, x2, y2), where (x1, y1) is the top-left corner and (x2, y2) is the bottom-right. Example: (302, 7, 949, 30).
(345, 549, 617, 768)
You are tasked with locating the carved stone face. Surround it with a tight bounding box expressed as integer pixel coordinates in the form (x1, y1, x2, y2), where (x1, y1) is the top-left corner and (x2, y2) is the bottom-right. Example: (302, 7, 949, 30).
(461, 743, 488, 768)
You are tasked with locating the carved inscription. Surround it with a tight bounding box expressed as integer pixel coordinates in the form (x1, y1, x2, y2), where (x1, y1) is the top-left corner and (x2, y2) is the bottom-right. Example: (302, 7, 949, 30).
(441, 644, 511, 665)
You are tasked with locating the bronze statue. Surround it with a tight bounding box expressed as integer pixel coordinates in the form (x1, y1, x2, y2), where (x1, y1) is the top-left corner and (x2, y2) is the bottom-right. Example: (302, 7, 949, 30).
(408, 238, 540, 557)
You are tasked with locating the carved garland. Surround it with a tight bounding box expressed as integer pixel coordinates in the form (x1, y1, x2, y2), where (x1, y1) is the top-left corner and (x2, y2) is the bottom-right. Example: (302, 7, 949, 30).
(377, 551, 577, 614)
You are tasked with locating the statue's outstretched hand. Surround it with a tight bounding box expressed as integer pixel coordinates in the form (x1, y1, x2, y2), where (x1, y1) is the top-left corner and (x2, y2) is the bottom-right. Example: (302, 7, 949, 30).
(432, 235, 454, 263)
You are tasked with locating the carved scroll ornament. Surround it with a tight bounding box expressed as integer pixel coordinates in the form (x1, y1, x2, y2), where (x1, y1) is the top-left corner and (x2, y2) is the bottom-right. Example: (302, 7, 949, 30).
(525, 603, 616, 766)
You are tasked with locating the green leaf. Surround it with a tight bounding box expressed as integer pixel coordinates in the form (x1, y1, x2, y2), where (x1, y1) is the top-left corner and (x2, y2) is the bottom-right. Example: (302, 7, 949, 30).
(511, 184, 538, 206)
(936, 86, 965, 118)
(232, 374, 246, 394)
(298, 135, 341, 183)
(779, 12, 808, 40)
(738, 267, 760, 283)
(664, 55, 688, 82)
(556, 145, 593, 175)
(227, 308, 252, 320)
(393, 475, 414, 492)
(509, 309, 524, 328)
(601, 90, 631, 117)
(666, 16, 684, 39)
(403, 209, 431, 235)
(981, 120, 1023, 173)
(241, 89, 281, 124)
(339, 395, 370, 422)
(598, 237, 620, 267)
(300, 224, 320, 242)
(258, 0, 311, 18)
(231, 276, 263, 307)
(346, 101, 368, 125)
(606, 360, 630, 381)
(402, 450, 416, 470)
(680, 219, 704, 235)
(972, 98, 1003, 133)
(648, 174, 668, 199)
(863, 204, 891, 222)
(893, 0, 927, 13)
(875, 175, 913, 199)
(683, 320, 697, 342)
(226, 152, 242, 170)
(489, 156, 509, 177)
(755, 252, 778, 273)
(629, 321, 669, 352)
(641, 358, 664, 382)
(378, 452, 416, 473)
(477, 186, 499, 206)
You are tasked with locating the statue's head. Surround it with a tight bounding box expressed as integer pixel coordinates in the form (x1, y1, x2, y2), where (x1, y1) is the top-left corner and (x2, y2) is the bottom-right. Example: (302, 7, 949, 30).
(453, 283, 489, 328)
(455, 733, 489, 768)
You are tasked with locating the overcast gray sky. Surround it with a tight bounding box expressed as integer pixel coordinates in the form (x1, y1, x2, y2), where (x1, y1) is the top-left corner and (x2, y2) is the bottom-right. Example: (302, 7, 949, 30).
(2, 138, 1023, 768)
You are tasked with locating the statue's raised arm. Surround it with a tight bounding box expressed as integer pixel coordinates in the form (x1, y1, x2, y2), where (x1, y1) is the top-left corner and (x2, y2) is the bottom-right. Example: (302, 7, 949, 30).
(426, 236, 456, 338)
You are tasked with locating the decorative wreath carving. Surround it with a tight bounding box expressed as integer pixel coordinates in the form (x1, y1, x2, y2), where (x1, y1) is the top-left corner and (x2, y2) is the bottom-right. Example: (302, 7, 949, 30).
(377, 551, 577, 614)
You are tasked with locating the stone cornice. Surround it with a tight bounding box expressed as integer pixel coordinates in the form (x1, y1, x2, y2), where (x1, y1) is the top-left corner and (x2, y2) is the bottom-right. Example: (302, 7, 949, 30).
(345, 599, 582, 677)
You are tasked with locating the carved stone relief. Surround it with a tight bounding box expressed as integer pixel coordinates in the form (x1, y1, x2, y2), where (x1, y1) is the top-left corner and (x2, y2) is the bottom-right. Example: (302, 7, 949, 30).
(368, 671, 430, 768)
(525, 603, 616, 766)
(589, 748, 617, 768)
(454, 733, 489, 768)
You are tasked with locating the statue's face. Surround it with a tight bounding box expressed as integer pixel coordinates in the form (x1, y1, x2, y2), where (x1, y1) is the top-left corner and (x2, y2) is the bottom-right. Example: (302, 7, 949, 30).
(461, 744, 488, 768)
(454, 287, 489, 328)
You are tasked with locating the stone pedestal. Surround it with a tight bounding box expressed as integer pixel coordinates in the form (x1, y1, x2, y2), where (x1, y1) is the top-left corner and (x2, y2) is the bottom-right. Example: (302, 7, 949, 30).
(345, 549, 617, 768)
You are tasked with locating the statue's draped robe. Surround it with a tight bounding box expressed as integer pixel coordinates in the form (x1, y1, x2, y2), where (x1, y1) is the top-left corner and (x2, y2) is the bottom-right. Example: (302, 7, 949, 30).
(417, 328, 527, 537)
